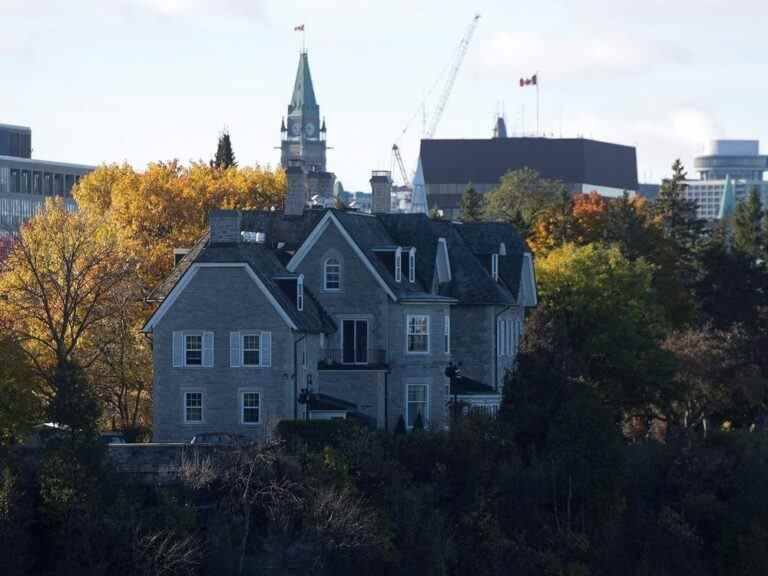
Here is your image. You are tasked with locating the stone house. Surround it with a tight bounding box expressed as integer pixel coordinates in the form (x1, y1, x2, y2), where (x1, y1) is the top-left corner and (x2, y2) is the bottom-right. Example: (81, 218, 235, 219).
(143, 173, 537, 442)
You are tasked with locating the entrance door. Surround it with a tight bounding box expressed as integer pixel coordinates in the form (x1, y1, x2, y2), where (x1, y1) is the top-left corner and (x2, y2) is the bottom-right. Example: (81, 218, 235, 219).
(342, 319, 368, 364)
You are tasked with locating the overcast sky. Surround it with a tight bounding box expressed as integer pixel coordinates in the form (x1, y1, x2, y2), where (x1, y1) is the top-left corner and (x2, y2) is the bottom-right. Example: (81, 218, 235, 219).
(1, 0, 765, 191)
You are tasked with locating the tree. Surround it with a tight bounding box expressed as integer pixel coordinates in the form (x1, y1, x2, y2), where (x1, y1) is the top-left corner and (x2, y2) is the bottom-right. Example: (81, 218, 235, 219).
(531, 243, 677, 418)
(732, 186, 765, 260)
(0, 199, 134, 406)
(0, 337, 42, 443)
(213, 130, 237, 169)
(458, 184, 483, 222)
(483, 168, 568, 237)
(74, 162, 285, 289)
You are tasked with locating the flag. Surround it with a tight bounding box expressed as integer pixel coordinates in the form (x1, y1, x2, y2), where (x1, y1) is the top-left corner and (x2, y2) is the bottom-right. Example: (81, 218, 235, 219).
(519, 74, 537, 87)
(294, 24, 305, 31)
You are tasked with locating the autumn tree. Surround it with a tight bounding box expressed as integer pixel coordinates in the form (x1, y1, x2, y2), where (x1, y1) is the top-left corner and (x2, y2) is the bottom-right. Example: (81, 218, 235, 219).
(75, 161, 285, 288)
(458, 184, 483, 222)
(0, 337, 42, 443)
(213, 130, 237, 169)
(0, 199, 134, 416)
(483, 168, 567, 236)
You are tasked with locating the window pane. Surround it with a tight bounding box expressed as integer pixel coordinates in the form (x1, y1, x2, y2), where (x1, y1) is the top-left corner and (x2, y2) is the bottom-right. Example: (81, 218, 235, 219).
(186, 393, 202, 422)
(355, 320, 368, 363)
(243, 334, 260, 366)
(242, 392, 260, 423)
(407, 384, 428, 427)
(186, 335, 202, 366)
(407, 316, 429, 352)
(325, 259, 340, 289)
(342, 320, 356, 363)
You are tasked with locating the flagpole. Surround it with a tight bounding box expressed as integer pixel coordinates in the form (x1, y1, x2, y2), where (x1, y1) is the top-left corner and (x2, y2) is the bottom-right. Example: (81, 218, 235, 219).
(536, 71, 540, 136)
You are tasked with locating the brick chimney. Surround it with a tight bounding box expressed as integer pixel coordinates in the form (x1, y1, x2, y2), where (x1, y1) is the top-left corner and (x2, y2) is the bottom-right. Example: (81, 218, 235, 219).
(209, 210, 241, 244)
(370, 170, 392, 214)
(284, 162, 307, 216)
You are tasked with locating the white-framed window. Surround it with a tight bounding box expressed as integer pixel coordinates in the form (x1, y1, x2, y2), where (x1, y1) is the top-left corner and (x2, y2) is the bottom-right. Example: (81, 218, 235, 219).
(395, 247, 403, 282)
(324, 258, 341, 291)
(444, 314, 450, 354)
(408, 247, 416, 283)
(184, 391, 203, 423)
(406, 315, 430, 354)
(185, 334, 202, 366)
(243, 333, 261, 366)
(173, 331, 214, 368)
(230, 331, 272, 368)
(297, 274, 304, 311)
(240, 390, 260, 424)
(491, 253, 499, 281)
(406, 383, 429, 428)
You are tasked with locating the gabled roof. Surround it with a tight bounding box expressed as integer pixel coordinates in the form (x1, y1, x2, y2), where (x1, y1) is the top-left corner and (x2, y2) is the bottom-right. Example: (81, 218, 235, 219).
(289, 52, 318, 113)
(419, 137, 638, 191)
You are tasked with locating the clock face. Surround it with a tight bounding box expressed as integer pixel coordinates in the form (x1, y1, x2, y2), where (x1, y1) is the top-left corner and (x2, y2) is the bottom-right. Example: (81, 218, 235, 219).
(305, 123, 315, 137)
(291, 122, 301, 136)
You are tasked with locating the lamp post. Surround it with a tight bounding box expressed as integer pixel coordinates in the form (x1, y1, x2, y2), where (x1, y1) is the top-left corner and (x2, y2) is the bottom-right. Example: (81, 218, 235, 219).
(297, 378, 315, 423)
(444, 361, 461, 426)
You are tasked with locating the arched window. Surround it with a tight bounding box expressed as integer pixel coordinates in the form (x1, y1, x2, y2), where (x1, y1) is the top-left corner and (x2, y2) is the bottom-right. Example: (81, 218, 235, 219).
(324, 258, 341, 291)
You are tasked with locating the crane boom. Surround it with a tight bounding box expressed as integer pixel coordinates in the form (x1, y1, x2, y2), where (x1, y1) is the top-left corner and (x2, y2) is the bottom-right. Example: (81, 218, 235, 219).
(391, 144, 409, 186)
(424, 14, 481, 139)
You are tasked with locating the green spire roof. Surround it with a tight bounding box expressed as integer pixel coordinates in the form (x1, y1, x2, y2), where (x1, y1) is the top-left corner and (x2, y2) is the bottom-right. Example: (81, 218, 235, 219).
(290, 52, 317, 112)
(718, 174, 736, 220)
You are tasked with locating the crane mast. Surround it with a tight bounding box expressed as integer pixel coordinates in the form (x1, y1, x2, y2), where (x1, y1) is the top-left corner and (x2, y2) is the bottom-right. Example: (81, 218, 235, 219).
(391, 144, 409, 187)
(424, 14, 481, 139)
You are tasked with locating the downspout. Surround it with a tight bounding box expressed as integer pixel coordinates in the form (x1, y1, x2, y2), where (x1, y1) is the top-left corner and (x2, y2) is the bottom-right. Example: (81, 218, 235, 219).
(293, 333, 307, 420)
(384, 371, 389, 432)
(493, 305, 514, 392)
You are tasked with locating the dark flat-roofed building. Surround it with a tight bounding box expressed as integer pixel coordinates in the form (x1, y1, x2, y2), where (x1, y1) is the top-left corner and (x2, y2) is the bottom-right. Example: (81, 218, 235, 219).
(0, 124, 94, 234)
(412, 137, 638, 218)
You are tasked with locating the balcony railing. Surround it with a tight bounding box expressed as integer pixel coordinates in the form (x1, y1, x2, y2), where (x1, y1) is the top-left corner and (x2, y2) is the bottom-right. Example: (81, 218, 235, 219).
(318, 349, 388, 369)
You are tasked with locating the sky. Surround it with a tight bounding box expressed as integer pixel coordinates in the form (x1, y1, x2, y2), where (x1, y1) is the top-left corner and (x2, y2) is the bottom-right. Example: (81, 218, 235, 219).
(1, 0, 766, 191)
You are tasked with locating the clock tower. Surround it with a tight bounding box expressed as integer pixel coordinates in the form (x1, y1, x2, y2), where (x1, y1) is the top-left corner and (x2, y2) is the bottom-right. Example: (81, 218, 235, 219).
(280, 51, 328, 173)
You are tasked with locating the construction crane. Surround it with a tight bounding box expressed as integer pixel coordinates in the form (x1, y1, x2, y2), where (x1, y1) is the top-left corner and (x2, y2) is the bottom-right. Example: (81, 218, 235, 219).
(389, 14, 481, 189)
(424, 13, 481, 139)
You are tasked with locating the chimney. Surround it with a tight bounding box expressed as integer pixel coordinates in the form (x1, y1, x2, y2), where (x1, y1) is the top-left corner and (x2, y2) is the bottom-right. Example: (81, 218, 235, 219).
(370, 170, 392, 214)
(284, 162, 307, 216)
(209, 210, 242, 245)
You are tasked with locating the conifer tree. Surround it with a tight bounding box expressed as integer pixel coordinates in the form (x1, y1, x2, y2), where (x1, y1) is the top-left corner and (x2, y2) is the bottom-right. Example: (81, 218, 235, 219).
(732, 186, 764, 259)
(459, 184, 483, 222)
(213, 130, 237, 169)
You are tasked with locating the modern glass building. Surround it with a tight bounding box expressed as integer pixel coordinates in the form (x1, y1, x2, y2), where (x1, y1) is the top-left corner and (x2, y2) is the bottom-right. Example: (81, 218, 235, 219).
(0, 124, 94, 234)
(682, 140, 768, 220)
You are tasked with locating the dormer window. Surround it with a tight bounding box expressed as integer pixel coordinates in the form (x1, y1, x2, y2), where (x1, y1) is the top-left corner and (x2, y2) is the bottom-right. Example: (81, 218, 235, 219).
(408, 248, 416, 283)
(395, 247, 403, 282)
(491, 253, 499, 282)
(297, 274, 304, 311)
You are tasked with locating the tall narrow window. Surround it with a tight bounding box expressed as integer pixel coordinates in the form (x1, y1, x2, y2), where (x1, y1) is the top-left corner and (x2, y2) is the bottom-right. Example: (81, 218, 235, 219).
(406, 383, 429, 428)
(241, 391, 260, 424)
(297, 274, 304, 311)
(491, 253, 499, 282)
(408, 248, 416, 283)
(444, 315, 450, 354)
(324, 258, 341, 291)
(407, 315, 430, 353)
(395, 247, 403, 282)
(243, 334, 261, 366)
(185, 335, 202, 366)
(184, 392, 203, 423)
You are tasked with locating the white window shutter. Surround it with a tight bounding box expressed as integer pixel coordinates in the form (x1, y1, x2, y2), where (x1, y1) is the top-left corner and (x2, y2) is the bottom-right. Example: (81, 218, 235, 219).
(230, 331, 241, 368)
(261, 331, 272, 367)
(202, 331, 214, 367)
(172, 331, 183, 367)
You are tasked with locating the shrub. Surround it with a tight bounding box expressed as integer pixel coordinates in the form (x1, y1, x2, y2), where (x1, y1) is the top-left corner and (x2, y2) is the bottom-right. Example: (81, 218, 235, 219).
(276, 420, 361, 450)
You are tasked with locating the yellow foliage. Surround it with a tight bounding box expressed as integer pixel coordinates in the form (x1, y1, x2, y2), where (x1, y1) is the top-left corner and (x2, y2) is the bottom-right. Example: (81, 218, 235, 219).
(74, 161, 286, 288)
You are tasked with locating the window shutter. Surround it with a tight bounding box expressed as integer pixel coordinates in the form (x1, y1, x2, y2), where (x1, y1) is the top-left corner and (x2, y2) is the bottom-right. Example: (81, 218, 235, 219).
(261, 331, 272, 367)
(202, 331, 214, 367)
(172, 331, 183, 367)
(230, 332, 241, 368)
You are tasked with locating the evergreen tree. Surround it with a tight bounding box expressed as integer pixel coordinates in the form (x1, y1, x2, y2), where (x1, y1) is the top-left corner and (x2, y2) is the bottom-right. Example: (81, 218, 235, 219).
(733, 186, 764, 259)
(653, 160, 703, 254)
(213, 130, 237, 169)
(458, 184, 483, 222)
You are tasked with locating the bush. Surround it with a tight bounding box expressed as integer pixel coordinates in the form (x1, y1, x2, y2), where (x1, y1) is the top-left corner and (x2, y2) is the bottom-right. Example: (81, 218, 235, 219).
(276, 419, 362, 450)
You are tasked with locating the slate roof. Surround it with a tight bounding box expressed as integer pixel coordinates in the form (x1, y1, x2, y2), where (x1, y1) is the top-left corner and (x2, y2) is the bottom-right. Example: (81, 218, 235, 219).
(451, 375, 498, 396)
(419, 137, 638, 191)
(147, 207, 532, 335)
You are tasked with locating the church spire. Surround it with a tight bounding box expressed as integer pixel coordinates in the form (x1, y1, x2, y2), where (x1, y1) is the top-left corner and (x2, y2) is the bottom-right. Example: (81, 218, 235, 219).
(289, 52, 318, 113)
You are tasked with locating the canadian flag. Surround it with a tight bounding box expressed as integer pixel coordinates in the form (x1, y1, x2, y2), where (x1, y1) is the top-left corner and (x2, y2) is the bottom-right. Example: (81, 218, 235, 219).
(519, 74, 537, 87)
(294, 24, 305, 31)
